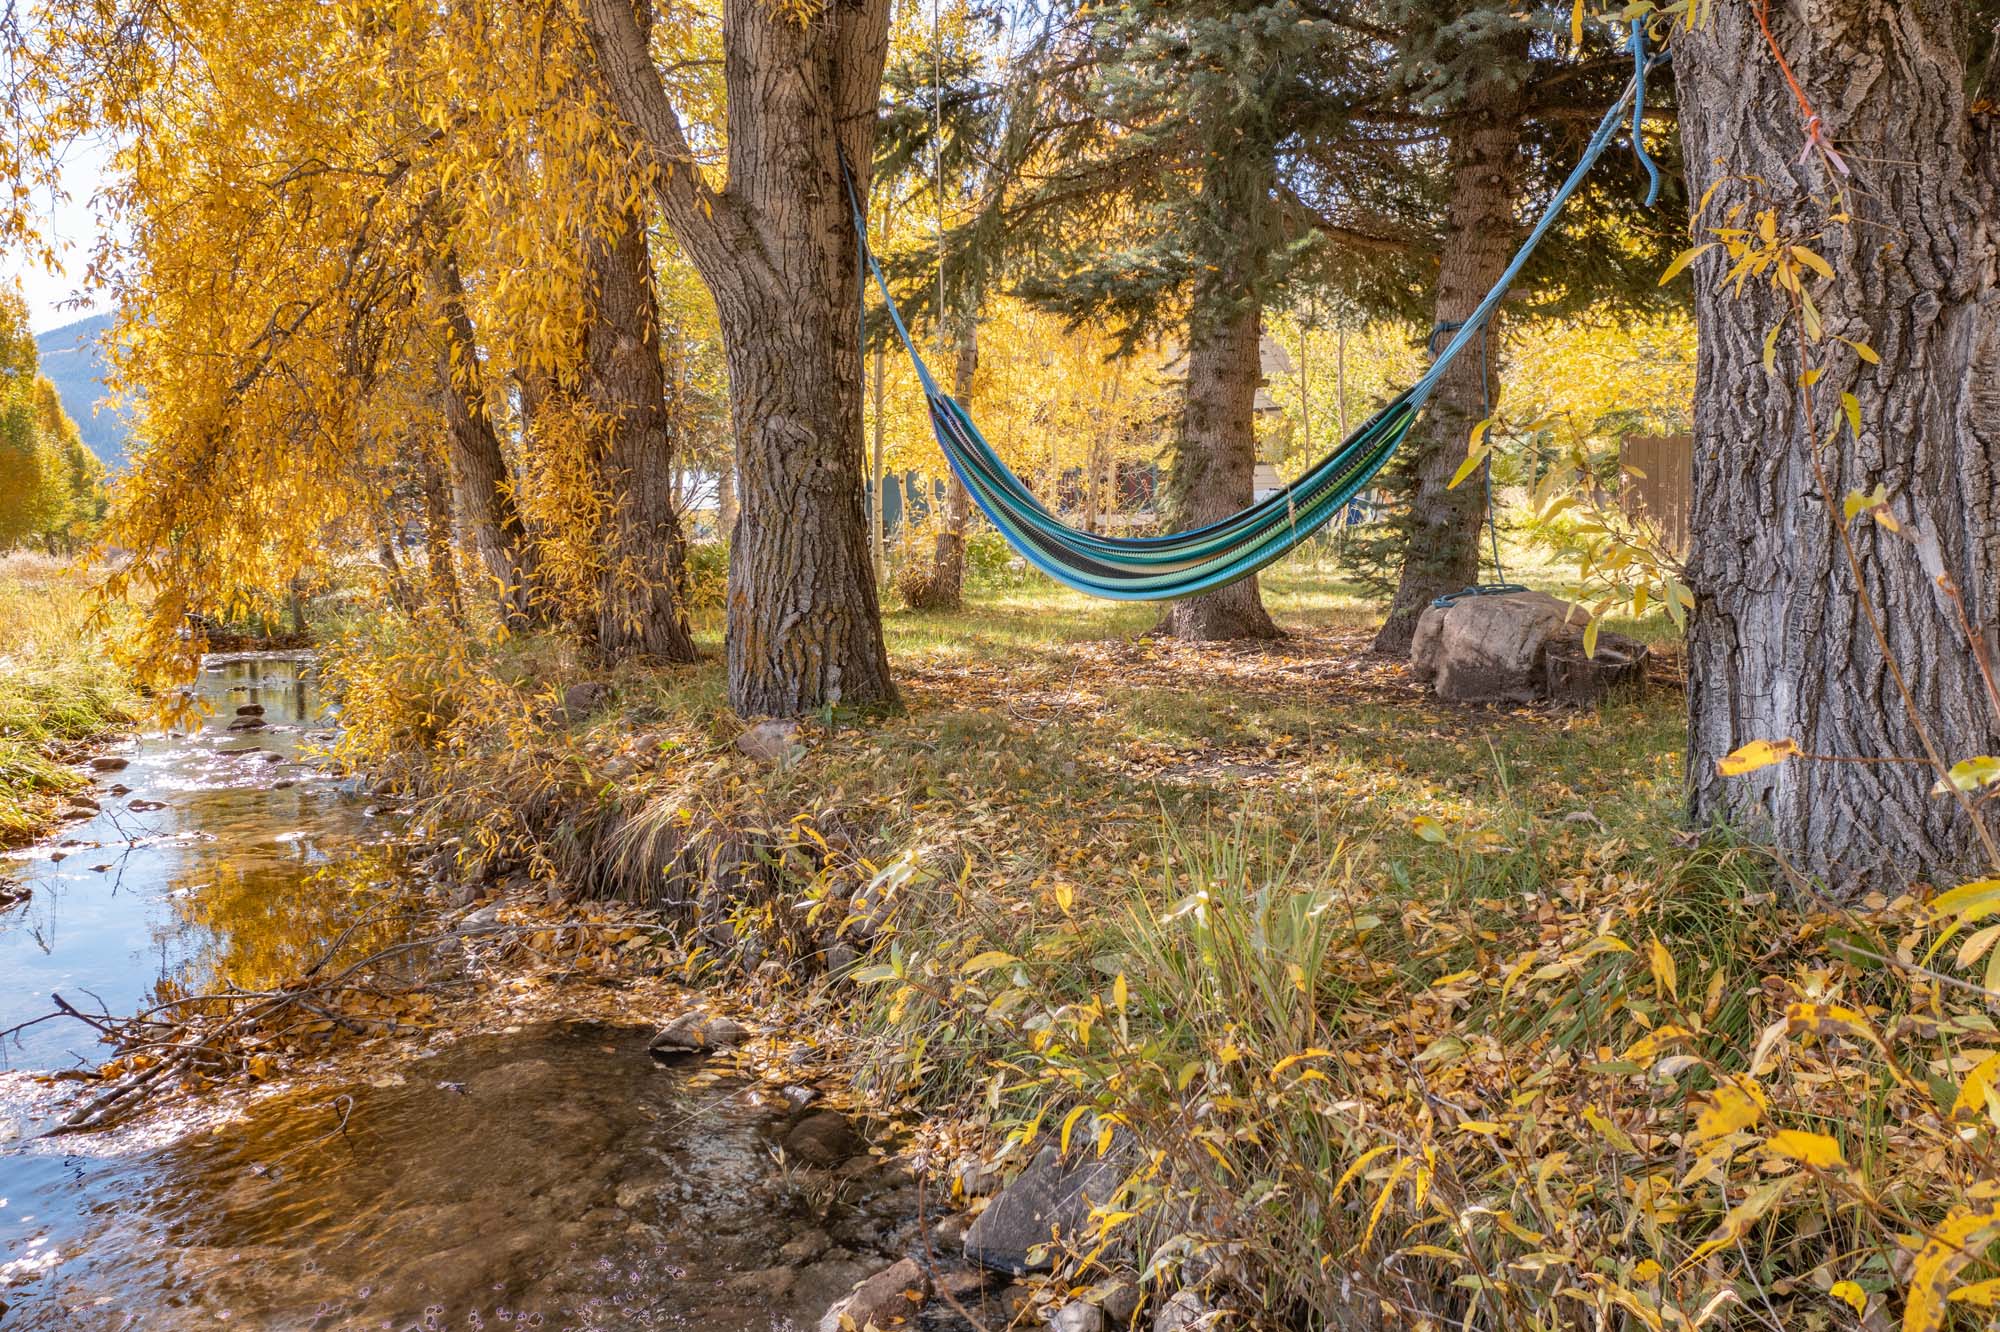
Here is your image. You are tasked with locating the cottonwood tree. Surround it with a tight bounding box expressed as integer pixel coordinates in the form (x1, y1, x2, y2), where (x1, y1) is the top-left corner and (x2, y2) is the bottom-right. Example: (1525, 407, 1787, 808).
(4, 0, 708, 675)
(1675, 0, 2000, 883)
(0, 293, 102, 550)
(582, 0, 898, 714)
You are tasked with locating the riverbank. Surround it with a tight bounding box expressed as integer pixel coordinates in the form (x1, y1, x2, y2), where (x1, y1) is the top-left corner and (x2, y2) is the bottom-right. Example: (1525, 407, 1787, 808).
(20, 562, 1995, 1330)
(0, 553, 134, 854)
(316, 569, 2000, 1331)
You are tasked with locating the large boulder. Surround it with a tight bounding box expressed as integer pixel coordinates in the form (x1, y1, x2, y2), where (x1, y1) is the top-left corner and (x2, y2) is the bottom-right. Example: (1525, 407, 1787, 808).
(963, 1145, 1131, 1276)
(1410, 590, 1646, 705)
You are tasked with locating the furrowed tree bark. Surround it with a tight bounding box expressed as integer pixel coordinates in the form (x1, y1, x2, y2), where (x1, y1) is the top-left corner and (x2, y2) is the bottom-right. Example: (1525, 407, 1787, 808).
(582, 0, 896, 716)
(1370, 104, 1524, 655)
(426, 246, 547, 628)
(903, 319, 978, 611)
(1157, 145, 1284, 642)
(579, 207, 699, 663)
(1678, 0, 2000, 887)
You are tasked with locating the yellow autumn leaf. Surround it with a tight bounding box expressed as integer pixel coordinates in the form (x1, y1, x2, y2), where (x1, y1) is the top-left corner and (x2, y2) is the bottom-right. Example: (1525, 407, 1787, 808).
(1583, 1105, 1637, 1153)
(1949, 1277, 2000, 1308)
(1447, 442, 1490, 492)
(1269, 1047, 1332, 1078)
(1689, 1076, 1767, 1147)
(1933, 879, 2000, 925)
(1764, 1128, 1846, 1170)
(961, 950, 1017, 975)
(1060, 1104, 1090, 1155)
(1717, 738, 1801, 776)
(1952, 1051, 2000, 1123)
(1331, 1145, 1395, 1201)
(1905, 1205, 2000, 1332)
(1682, 1176, 1796, 1266)
(1829, 1280, 1867, 1315)
(1658, 242, 1717, 286)
(1648, 935, 1677, 1002)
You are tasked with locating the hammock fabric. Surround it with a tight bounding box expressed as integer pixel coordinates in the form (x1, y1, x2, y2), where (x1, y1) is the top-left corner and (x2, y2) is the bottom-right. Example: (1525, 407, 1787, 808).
(851, 33, 1664, 601)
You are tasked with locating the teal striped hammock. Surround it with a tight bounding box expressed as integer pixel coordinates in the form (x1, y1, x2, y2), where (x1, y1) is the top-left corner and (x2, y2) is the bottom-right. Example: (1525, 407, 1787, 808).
(851, 39, 1662, 601)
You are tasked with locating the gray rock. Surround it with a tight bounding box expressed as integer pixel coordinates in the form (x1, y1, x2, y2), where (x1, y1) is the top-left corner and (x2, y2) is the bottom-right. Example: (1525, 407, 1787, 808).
(1411, 590, 1646, 705)
(784, 1110, 862, 1167)
(1095, 1278, 1141, 1325)
(931, 1211, 975, 1250)
(561, 681, 612, 723)
(779, 1228, 833, 1266)
(736, 718, 804, 764)
(1153, 1290, 1214, 1332)
(455, 903, 505, 936)
(962, 1145, 1131, 1276)
(88, 756, 128, 772)
(647, 1010, 747, 1054)
(816, 1256, 929, 1332)
(1049, 1301, 1107, 1332)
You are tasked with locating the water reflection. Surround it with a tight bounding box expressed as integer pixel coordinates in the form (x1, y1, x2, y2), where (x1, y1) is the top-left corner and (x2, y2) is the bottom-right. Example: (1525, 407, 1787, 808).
(1, 1025, 914, 1331)
(0, 654, 407, 1075)
(0, 658, 936, 1331)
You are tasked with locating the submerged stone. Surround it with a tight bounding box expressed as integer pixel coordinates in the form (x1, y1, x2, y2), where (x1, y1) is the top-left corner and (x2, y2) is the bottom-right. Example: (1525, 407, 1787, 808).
(648, 1010, 747, 1055)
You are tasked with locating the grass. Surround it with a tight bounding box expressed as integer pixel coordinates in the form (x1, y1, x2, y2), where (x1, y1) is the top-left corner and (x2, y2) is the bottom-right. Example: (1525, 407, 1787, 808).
(0, 551, 133, 845)
(318, 549, 2000, 1330)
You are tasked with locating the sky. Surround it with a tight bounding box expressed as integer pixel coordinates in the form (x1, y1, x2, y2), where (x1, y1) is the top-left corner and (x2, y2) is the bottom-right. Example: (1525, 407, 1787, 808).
(7, 136, 113, 333)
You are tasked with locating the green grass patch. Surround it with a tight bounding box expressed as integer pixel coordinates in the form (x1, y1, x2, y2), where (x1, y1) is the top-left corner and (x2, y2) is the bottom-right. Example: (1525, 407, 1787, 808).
(0, 552, 133, 844)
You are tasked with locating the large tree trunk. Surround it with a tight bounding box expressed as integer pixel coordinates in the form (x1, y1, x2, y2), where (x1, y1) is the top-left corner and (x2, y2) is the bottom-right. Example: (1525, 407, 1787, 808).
(903, 322, 979, 611)
(1370, 106, 1525, 655)
(426, 246, 546, 628)
(583, 0, 896, 716)
(1157, 148, 1284, 642)
(1678, 1, 2000, 886)
(580, 208, 700, 663)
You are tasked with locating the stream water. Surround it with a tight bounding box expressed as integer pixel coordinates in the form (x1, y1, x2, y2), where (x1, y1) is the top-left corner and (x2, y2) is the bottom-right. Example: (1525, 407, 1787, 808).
(0, 656, 926, 1330)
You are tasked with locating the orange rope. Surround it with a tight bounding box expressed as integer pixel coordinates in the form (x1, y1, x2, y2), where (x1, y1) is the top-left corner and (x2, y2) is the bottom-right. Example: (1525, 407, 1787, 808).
(1755, 0, 1848, 175)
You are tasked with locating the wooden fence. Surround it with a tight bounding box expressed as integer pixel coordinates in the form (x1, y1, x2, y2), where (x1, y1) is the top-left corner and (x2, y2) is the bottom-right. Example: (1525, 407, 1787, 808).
(1619, 434, 1694, 554)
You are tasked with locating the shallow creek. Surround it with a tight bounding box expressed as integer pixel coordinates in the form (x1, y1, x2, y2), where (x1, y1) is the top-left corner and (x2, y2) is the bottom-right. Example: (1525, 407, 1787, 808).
(0, 656, 929, 1330)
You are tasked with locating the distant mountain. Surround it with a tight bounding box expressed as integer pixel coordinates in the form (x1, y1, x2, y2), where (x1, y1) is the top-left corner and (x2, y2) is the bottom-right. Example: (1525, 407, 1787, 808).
(35, 312, 131, 471)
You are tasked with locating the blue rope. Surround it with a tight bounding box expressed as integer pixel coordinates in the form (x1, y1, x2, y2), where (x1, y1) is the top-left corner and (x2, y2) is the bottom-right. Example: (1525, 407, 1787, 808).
(1629, 20, 1662, 207)
(839, 49, 1670, 602)
(1427, 29, 1667, 610)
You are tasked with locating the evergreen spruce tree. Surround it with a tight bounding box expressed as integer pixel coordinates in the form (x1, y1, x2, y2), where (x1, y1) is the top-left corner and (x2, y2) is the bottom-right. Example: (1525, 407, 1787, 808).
(1336, 2, 1683, 653)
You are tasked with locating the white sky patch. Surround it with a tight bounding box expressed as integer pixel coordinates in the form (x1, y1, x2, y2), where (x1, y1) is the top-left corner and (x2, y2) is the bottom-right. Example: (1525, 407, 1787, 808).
(6, 134, 115, 333)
